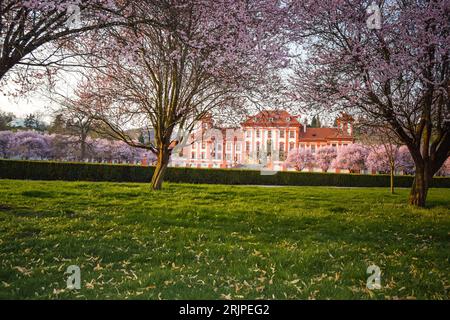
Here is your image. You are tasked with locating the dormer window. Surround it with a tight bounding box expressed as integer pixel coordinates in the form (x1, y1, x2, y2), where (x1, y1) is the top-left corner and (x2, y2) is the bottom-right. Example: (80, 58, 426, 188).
(286, 117, 290, 121)
(269, 117, 274, 122)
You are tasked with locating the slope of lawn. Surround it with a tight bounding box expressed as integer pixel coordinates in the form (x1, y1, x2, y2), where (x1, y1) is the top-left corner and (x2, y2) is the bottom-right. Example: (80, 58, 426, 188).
(0, 179, 448, 300)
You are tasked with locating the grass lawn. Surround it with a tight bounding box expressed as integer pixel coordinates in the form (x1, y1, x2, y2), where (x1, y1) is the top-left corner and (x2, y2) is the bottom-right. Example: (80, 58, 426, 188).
(0, 179, 449, 300)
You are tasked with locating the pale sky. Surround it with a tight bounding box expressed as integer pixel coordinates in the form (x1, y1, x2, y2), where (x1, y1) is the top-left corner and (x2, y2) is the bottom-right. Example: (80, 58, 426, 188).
(0, 94, 49, 118)
(0, 70, 79, 122)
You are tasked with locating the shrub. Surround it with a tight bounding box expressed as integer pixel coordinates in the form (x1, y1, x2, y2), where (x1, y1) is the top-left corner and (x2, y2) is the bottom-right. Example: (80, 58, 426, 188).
(1, 159, 449, 188)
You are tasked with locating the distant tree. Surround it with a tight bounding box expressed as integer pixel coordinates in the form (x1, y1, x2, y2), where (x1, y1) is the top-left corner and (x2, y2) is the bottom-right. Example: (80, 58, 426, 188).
(48, 114, 67, 134)
(12, 131, 51, 160)
(315, 146, 337, 172)
(23, 114, 37, 130)
(285, 148, 315, 171)
(0, 111, 15, 130)
(0, 131, 14, 158)
(50, 104, 95, 161)
(333, 144, 368, 173)
(361, 126, 404, 193)
(23, 113, 47, 131)
(49, 134, 79, 161)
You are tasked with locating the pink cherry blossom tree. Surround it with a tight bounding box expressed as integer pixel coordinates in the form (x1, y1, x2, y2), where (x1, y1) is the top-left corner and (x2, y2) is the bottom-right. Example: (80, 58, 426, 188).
(315, 146, 337, 172)
(68, 1, 293, 190)
(285, 148, 315, 171)
(366, 146, 393, 173)
(292, 0, 450, 206)
(360, 125, 404, 193)
(0, 0, 140, 93)
(397, 146, 415, 175)
(11, 131, 52, 160)
(333, 144, 368, 173)
(49, 133, 79, 161)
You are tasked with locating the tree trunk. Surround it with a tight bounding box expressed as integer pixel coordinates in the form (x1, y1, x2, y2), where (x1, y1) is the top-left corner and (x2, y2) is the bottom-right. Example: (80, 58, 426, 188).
(150, 148, 170, 190)
(80, 132, 87, 161)
(409, 164, 431, 207)
(80, 141, 86, 161)
(390, 163, 395, 194)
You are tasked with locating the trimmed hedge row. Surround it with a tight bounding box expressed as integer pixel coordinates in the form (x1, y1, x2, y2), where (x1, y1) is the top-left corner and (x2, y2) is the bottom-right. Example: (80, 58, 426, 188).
(1, 159, 449, 188)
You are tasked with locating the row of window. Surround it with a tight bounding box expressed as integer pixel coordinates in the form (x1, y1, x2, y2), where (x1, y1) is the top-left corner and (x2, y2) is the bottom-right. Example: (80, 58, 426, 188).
(245, 142, 350, 153)
(192, 142, 242, 152)
(190, 142, 350, 158)
(191, 152, 241, 162)
(245, 129, 296, 139)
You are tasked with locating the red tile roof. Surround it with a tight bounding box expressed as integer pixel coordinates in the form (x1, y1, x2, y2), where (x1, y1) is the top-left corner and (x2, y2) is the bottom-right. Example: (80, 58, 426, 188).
(241, 110, 301, 127)
(299, 128, 353, 141)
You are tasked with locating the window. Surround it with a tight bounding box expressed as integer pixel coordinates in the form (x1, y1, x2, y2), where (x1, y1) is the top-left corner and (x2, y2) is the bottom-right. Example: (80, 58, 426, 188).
(300, 144, 305, 149)
(226, 142, 231, 151)
(226, 154, 231, 161)
(289, 131, 295, 139)
(311, 145, 316, 153)
(267, 140, 272, 156)
(217, 144, 222, 151)
(201, 153, 205, 159)
(256, 130, 261, 138)
(289, 142, 295, 150)
(201, 142, 206, 149)
(269, 117, 274, 121)
(268, 130, 272, 139)
(256, 142, 260, 157)
(332, 143, 337, 147)
(280, 130, 285, 138)
(286, 117, 291, 121)
(192, 142, 196, 149)
(236, 143, 241, 152)
(191, 152, 195, 159)
(279, 142, 285, 160)
(217, 153, 222, 160)
(246, 142, 250, 152)
(246, 130, 251, 138)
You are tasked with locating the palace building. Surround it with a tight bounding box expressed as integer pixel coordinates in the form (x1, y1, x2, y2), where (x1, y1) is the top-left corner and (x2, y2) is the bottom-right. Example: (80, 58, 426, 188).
(170, 110, 354, 171)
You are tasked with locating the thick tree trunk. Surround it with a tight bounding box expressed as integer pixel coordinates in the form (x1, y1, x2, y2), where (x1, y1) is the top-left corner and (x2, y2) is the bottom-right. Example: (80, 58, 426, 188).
(150, 148, 170, 190)
(409, 164, 431, 207)
(80, 140, 86, 161)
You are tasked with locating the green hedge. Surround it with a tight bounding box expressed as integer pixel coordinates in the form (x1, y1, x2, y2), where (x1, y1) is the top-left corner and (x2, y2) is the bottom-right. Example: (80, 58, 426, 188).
(0, 159, 449, 188)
